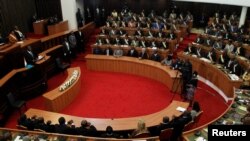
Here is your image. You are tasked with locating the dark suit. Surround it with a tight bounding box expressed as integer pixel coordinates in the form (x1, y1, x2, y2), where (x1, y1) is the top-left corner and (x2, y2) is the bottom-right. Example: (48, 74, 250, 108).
(75, 31, 84, 52)
(23, 49, 38, 65)
(230, 62, 242, 76)
(150, 53, 161, 62)
(139, 52, 149, 59)
(127, 49, 138, 57)
(62, 41, 72, 63)
(14, 30, 25, 41)
(218, 54, 229, 66)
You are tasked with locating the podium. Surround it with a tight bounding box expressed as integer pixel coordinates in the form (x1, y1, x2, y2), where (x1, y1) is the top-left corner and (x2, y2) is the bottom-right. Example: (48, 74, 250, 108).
(33, 20, 47, 35)
(47, 20, 69, 35)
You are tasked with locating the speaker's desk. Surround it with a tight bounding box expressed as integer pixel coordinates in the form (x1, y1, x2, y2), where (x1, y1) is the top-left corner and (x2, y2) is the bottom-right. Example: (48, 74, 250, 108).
(85, 54, 181, 93)
(43, 67, 81, 112)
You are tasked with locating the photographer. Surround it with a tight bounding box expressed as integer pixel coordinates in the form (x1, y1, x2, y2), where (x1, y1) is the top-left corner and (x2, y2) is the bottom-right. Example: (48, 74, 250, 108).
(179, 59, 193, 96)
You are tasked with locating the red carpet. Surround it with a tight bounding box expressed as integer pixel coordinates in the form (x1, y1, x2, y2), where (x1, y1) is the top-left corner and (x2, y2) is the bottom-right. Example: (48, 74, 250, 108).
(4, 28, 230, 134)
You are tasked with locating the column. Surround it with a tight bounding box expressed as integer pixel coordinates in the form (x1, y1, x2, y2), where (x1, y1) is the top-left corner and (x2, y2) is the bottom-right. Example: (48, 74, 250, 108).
(60, 0, 78, 30)
(239, 6, 248, 27)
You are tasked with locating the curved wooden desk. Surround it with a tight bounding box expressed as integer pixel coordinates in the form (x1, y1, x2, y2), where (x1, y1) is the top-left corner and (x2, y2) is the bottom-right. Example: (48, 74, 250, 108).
(43, 67, 81, 112)
(85, 54, 181, 93)
(178, 52, 242, 101)
(26, 100, 188, 131)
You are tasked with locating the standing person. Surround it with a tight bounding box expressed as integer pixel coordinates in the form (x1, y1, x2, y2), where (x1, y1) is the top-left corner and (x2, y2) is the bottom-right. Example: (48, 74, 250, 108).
(62, 37, 72, 63)
(75, 30, 84, 53)
(76, 8, 84, 28)
(68, 32, 77, 58)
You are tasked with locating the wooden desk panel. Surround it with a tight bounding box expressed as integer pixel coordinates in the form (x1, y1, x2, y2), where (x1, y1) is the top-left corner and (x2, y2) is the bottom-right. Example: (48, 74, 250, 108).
(178, 52, 242, 100)
(85, 54, 181, 93)
(26, 100, 188, 131)
(48, 21, 69, 35)
(33, 20, 47, 35)
(43, 67, 81, 112)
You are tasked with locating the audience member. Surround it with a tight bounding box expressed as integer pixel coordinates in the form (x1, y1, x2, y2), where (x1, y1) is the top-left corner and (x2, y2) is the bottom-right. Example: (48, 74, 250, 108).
(139, 47, 149, 59)
(130, 120, 150, 137)
(161, 54, 173, 66)
(190, 101, 201, 120)
(101, 126, 120, 138)
(23, 46, 38, 65)
(150, 49, 161, 62)
(127, 47, 138, 57)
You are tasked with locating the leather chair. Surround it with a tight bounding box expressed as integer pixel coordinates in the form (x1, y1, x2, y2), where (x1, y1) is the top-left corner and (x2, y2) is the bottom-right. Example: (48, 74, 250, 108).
(7, 93, 27, 115)
(159, 128, 173, 141)
(55, 57, 70, 73)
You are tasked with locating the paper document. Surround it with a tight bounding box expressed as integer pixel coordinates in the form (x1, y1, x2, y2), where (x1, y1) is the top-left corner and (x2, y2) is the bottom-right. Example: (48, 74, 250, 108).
(176, 106, 186, 112)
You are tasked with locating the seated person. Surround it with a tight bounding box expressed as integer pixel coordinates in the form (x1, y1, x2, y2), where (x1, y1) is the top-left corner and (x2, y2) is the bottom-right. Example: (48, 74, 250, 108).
(135, 28, 143, 37)
(127, 47, 138, 57)
(206, 48, 216, 62)
(114, 37, 121, 45)
(104, 37, 111, 44)
(17, 114, 29, 128)
(218, 51, 229, 66)
(139, 47, 149, 59)
(190, 101, 201, 120)
(147, 30, 154, 38)
(150, 49, 161, 62)
(204, 37, 214, 47)
(156, 116, 172, 134)
(242, 66, 250, 81)
(161, 54, 173, 66)
(130, 38, 139, 47)
(194, 35, 204, 44)
(55, 117, 70, 134)
(184, 43, 195, 54)
(171, 58, 183, 70)
(139, 39, 148, 48)
(76, 119, 91, 136)
(23, 46, 38, 65)
(224, 40, 234, 54)
(130, 120, 150, 137)
(122, 37, 130, 46)
(167, 30, 176, 40)
(96, 37, 103, 45)
(13, 25, 25, 41)
(100, 28, 107, 35)
(229, 60, 242, 76)
(113, 46, 123, 57)
(212, 39, 223, 49)
(103, 47, 113, 56)
(194, 46, 203, 57)
(109, 29, 117, 36)
(101, 126, 120, 138)
(44, 120, 55, 133)
(234, 42, 245, 56)
(158, 39, 168, 49)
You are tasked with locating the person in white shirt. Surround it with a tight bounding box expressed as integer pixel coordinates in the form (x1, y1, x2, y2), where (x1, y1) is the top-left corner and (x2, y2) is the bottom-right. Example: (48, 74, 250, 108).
(224, 40, 234, 54)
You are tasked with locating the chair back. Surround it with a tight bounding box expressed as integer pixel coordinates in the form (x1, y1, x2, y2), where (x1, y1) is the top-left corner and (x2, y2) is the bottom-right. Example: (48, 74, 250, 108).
(56, 57, 63, 67)
(133, 132, 151, 138)
(194, 111, 203, 127)
(159, 128, 173, 141)
(184, 120, 194, 131)
(7, 93, 15, 106)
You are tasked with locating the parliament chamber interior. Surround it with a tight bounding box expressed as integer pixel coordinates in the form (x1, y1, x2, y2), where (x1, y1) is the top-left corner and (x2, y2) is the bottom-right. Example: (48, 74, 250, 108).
(0, 0, 250, 140)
